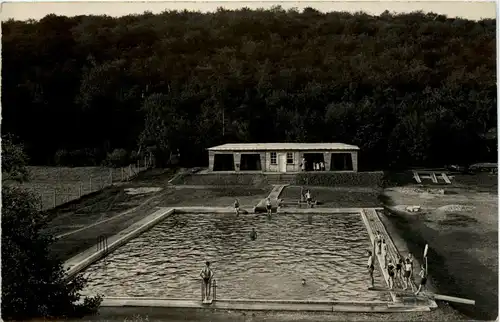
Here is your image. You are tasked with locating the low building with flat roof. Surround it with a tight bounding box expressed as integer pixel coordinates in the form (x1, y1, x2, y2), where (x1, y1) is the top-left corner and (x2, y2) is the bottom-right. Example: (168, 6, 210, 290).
(207, 143, 359, 173)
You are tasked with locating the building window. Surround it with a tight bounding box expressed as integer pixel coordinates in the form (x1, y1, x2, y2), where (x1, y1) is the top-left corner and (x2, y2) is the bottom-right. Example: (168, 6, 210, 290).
(270, 152, 277, 165)
(286, 152, 294, 164)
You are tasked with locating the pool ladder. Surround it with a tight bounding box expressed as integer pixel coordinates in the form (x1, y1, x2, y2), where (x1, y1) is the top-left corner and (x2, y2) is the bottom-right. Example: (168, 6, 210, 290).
(200, 279, 217, 304)
(97, 235, 108, 255)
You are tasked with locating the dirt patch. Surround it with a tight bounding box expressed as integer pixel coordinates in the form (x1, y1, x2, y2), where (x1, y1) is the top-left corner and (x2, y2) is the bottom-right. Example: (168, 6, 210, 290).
(124, 187, 163, 195)
(439, 213, 478, 227)
(382, 181, 498, 320)
(437, 205, 476, 212)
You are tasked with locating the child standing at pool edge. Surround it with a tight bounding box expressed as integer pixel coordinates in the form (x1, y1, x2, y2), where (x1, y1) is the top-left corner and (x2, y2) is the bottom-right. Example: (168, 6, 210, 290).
(387, 259, 395, 290)
(200, 261, 214, 302)
(367, 250, 375, 288)
(266, 197, 272, 216)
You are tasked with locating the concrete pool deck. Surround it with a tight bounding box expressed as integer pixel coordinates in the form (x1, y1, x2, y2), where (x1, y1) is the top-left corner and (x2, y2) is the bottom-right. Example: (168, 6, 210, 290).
(65, 205, 438, 313)
(98, 297, 431, 313)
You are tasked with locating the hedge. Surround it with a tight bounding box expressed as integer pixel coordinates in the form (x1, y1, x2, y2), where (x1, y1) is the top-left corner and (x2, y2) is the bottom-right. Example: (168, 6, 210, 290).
(294, 172, 384, 187)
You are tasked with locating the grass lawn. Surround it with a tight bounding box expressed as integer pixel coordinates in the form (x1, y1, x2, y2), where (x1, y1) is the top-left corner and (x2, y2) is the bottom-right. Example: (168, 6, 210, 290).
(279, 186, 382, 208)
(156, 186, 272, 208)
(3, 166, 147, 210)
(46, 169, 271, 261)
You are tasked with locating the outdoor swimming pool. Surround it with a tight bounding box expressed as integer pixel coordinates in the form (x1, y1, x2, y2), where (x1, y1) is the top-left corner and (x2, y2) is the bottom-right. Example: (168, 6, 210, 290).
(83, 212, 389, 301)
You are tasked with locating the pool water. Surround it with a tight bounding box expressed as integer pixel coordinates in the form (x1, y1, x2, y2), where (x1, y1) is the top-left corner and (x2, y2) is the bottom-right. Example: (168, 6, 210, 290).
(83, 213, 389, 301)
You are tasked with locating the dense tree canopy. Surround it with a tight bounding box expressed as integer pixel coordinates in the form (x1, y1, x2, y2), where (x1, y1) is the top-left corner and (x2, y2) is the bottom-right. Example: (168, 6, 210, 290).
(2, 8, 497, 169)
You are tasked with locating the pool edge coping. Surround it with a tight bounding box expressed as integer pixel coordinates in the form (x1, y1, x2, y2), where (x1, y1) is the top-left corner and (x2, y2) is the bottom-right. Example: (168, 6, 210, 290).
(96, 297, 432, 313)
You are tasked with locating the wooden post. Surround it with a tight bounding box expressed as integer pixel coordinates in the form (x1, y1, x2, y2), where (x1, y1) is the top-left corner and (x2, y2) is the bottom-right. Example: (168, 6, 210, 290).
(90, 176, 93, 192)
(121, 167, 124, 181)
(144, 156, 147, 169)
(129, 164, 132, 177)
(53, 189, 56, 208)
(110, 168, 113, 185)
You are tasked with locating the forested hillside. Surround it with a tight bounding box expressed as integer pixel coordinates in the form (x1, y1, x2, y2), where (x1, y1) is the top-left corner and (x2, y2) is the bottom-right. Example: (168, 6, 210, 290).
(2, 8, 496, 170)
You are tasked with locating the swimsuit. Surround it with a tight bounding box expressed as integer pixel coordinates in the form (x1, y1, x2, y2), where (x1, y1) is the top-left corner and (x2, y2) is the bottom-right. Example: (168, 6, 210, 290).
(367, 256, 374, 272)
(396, 263, 402, 271)
(404, 263, 412, 278)
(388, 265, 395, 277)
(202, 268, 212, 284)
(420, 271, 427, 285)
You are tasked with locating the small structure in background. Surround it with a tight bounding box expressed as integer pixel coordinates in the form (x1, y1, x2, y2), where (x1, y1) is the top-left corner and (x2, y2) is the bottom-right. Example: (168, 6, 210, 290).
(207, 143, 359, 173)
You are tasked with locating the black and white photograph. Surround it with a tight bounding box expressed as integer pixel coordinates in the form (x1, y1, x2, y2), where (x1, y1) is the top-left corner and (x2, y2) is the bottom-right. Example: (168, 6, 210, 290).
(1, 1, 497, 321)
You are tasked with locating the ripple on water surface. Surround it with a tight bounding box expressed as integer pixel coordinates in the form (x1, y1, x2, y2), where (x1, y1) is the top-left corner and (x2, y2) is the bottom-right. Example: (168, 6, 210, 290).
(83, 213, 389, 301)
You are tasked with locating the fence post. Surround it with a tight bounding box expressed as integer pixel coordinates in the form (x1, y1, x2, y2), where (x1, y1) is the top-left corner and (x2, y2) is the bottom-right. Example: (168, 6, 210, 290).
(90, 176, 93, 192)
(110, 168, 113, 185)
(129, 164, 132, 178)
(53, 189, 56, 208)
(121, 168, 124, 181)
(79, 182, 83, 198)
(144, 156, 147, 169)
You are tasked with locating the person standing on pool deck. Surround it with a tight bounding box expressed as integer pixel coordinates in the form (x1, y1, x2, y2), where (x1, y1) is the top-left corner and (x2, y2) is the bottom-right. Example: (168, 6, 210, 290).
(305, 190, 312, 207)
(374, 231, 382, 255)
(234, 199, 240, 216)
(367, 250, 375, 288)
(414, 263, 428, 295)
(387, 259, 395, 290)
(406, 253, 415, 283)
(402, 258, 415, 291)
(266, 197, 272, 216)
(200, 261, 214, 302)
(381, 239, 388, 268)
(396, 255, 404, 284)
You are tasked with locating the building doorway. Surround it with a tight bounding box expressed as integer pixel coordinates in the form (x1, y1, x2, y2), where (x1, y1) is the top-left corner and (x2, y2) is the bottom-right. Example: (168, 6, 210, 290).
(240, 154, 262, 171)
(213, 154, 235, 171)
(303, 153, 325, 171)
(278, 153, 287, 172)
(330, 153, 353, 171)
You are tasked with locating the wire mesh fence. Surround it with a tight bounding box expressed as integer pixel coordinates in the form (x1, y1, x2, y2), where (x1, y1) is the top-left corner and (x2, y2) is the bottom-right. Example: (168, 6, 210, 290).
(10, 160, 152, 211)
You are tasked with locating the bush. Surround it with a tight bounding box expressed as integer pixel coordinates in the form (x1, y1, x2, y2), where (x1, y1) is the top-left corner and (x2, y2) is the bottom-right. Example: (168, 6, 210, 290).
(105, 148, 130, 168)
(54, 148, 102, 166)
(2, 140, 101, 320)
(294, 172, 384, 187)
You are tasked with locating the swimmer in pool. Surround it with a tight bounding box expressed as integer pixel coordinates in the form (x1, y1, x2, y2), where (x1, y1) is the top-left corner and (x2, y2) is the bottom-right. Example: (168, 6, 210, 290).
(250, 228, 257, 240)
(266, 197, 272, 216)
(234, 199, 240, 216)
(200, 261, 214, 301)
(415, 263, 428, 295)
(387, 259, 395, 290)
(367, 250, 375, 288)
